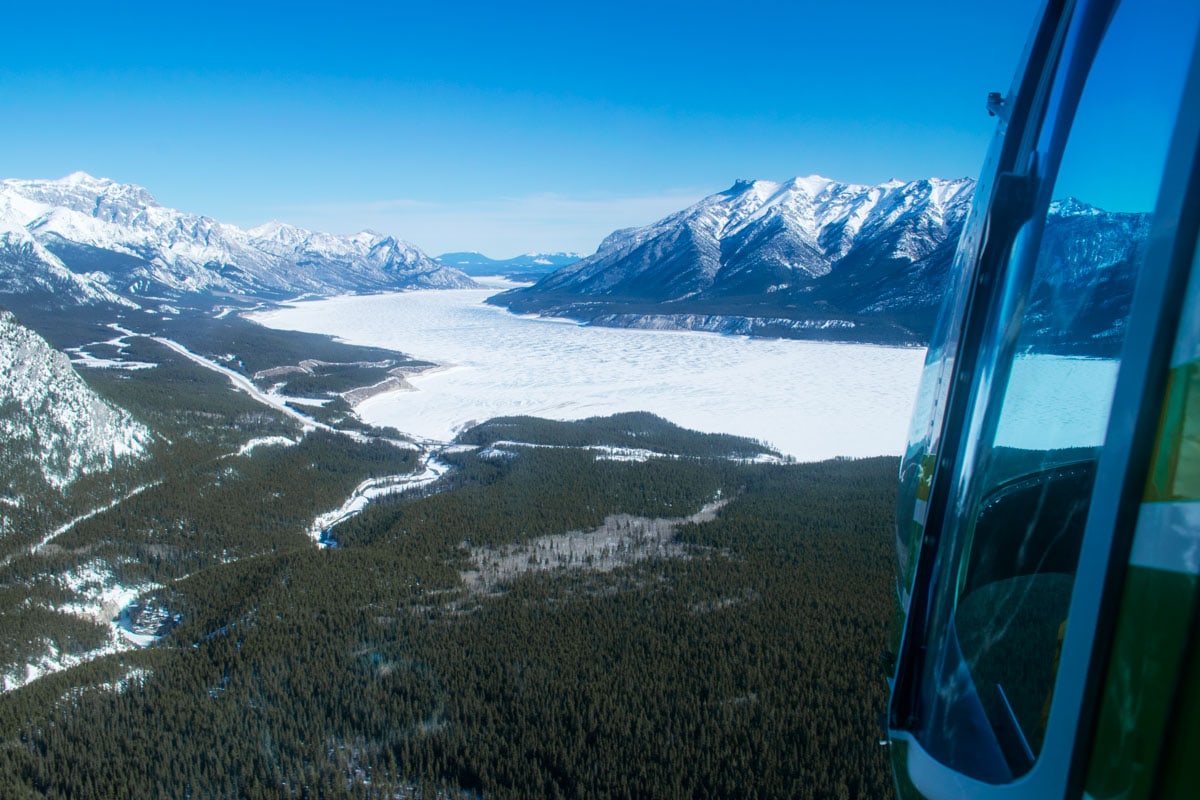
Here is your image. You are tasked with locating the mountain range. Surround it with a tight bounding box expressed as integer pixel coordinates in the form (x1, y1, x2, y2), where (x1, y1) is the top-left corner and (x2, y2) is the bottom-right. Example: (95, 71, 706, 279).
(488, 178, 1151, 348)
(0, 172, 1145, 350)
(489, 176, 977, 343)
(436, 251, 582, 276)
(0, 173, 474, 310)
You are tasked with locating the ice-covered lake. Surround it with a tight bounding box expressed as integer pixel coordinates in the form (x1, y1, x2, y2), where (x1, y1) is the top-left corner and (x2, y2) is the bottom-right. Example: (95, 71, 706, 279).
(250, 282, 929, 460)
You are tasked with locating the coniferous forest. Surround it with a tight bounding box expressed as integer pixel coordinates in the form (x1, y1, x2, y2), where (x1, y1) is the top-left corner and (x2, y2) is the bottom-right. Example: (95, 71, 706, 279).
(0, 310, 900, 799)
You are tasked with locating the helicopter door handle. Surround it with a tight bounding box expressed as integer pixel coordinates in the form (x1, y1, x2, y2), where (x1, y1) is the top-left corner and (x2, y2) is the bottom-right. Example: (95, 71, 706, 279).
(987, 91, 1010, 121)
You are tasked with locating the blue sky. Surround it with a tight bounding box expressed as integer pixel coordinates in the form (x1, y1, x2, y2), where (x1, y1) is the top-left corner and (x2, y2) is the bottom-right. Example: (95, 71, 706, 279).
(1, 1, 1042, 257)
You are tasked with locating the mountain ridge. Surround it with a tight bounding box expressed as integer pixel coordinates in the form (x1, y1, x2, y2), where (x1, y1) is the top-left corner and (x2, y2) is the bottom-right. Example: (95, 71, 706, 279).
(0, 173, 476, 308)
(435, 251, 582, 276)
(489, 175, 977, 343)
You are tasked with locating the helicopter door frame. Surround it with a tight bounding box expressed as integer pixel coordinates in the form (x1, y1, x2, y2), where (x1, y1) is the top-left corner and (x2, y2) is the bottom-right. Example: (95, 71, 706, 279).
(888, 0, 1200, 796)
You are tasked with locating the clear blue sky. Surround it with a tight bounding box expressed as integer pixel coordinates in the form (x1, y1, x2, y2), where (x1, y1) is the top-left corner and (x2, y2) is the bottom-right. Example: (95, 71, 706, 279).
(0, 1, 1043, 257)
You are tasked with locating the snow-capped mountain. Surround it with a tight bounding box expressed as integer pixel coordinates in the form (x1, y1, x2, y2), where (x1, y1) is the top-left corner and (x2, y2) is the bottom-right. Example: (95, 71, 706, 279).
(491, 176, 977, 343)
(0, 173, 475, 305)
(1024, 199, 1148, 356)
(437, 251, 582, 276)
(491, 177, 1150, 347)
(0, 223, 136, 307)
(0, 308, 151, 503)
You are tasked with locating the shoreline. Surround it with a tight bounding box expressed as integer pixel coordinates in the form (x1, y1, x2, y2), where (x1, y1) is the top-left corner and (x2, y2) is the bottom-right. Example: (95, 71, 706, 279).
(248, 288, 929, 461)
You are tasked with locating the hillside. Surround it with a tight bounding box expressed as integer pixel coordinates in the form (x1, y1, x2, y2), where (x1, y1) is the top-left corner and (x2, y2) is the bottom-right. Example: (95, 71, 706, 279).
(491, 176, 975, 344)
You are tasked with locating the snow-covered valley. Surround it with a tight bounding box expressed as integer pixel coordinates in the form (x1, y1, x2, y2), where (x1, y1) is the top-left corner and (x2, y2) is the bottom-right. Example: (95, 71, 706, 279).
(1, 282, 1119, 697)
(251, 281, 929, 461)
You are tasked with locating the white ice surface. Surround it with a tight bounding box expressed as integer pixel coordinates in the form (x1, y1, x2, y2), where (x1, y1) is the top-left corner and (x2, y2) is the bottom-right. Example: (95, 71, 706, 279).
(994, 355, 1119, 450)
(250, 287, 928, 461)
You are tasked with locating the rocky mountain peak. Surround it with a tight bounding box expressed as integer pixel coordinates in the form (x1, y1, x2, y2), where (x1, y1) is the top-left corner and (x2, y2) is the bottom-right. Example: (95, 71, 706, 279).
(0, 309, 151, 495)
(0, 175, 476, 304)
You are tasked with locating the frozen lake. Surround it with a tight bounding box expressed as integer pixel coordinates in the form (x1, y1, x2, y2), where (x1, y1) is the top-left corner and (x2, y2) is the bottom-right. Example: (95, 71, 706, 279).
(250, 282, 928, 461)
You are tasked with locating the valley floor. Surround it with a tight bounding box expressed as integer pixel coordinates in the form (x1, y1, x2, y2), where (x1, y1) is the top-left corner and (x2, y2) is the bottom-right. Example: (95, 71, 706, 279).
(0, 301, 900, 798)
(249, 286, 928, 460)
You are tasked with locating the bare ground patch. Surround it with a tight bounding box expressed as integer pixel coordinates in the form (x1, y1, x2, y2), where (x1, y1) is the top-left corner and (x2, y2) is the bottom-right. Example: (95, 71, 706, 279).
(460, 497, 726, 594)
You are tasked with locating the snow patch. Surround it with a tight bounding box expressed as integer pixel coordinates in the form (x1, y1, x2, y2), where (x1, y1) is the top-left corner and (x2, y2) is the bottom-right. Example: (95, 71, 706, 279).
(68, 351, 157, 370)
(2, 562, 161, 693)
(235, 436, 297, 456)
(307, 455, 450, 545)
(59, 562, 146, 626)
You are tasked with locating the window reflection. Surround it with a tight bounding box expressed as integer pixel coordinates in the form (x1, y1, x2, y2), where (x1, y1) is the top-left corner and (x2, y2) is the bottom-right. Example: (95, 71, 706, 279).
(915, 0, 1198, 782)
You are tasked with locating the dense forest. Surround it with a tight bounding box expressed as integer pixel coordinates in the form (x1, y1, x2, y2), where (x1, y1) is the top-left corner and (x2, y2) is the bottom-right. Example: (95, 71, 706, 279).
(0, 437, 898, 797)
(1, 306, 900, 798)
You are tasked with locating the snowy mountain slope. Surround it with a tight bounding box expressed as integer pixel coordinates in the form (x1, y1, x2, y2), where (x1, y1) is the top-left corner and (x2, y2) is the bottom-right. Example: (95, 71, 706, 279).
(491, 176, 977, 343)
(1022, 199, 1149, 356)
(491, 178, 1148, 347)
(0, 173, 475, 304)
(246, 221, 472, 289)
(0, 222, 136, 307)
(0, 308, 151, 499)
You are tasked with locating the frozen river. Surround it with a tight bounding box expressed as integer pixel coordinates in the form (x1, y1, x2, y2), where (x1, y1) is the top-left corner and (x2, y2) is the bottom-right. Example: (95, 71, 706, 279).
(250, 282, 928, 461)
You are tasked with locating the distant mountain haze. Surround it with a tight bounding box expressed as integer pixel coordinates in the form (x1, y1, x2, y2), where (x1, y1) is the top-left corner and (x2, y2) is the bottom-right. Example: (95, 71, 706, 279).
(435, 251, 582, 276)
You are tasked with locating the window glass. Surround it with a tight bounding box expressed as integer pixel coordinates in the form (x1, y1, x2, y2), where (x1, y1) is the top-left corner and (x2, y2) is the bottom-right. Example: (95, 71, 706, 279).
(895, 245, 973, 606)
(913, 0, 1199, 782)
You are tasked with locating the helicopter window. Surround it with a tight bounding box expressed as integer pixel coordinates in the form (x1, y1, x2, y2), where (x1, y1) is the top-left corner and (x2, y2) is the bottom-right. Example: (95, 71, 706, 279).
(913, 0, 1199, 783)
